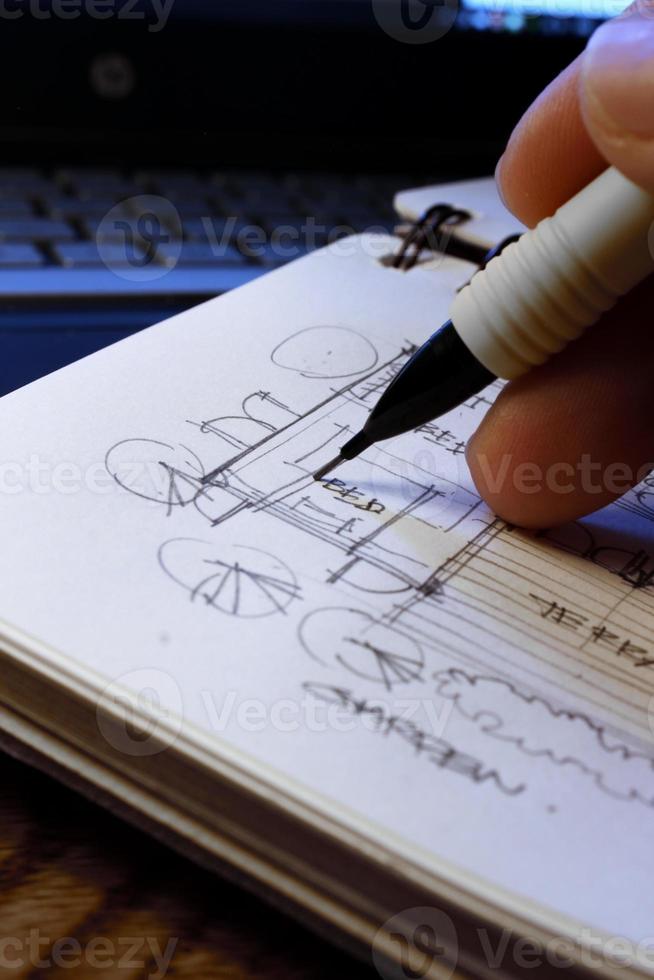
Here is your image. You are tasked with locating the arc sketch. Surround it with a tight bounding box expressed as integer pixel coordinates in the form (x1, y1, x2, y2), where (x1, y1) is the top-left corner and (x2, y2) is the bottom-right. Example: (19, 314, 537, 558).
(189, 393, 301, 471)
(158, 539, 301, 618)
(299, 607, 425, 689)
(105, 438, 206, 511)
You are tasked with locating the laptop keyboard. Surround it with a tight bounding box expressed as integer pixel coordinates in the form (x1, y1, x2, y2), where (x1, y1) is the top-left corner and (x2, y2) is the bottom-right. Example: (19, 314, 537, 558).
(0, 167, 408, 296)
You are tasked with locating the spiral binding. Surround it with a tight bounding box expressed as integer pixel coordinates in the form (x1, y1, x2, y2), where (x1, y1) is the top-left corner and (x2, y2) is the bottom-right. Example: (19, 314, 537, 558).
(393, 201, 522, 272)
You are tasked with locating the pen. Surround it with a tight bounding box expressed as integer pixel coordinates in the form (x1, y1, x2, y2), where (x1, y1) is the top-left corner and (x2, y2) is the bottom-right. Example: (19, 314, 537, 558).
(313, 167, 654, 482)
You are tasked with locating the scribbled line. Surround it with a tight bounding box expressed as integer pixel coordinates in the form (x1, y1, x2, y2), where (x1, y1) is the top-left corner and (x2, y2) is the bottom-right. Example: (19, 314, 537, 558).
(303, 682, 525, 797)
(435, 668, 654, 808)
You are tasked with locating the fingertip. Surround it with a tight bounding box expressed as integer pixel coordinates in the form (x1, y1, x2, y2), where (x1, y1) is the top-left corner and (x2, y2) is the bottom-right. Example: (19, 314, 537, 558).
(465, 420, 556, 530)
(466, 427, 568, 530)
(494, 154, 509, 211)
(465, 363, 620, 529)
(580, 13, 654, 194)
(495, 59, 605, 227)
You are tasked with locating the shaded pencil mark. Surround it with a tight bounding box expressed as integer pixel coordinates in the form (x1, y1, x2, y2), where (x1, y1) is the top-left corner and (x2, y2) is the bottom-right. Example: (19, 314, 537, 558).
(303, 682, 525, 796)
(346, 486, 443, 557)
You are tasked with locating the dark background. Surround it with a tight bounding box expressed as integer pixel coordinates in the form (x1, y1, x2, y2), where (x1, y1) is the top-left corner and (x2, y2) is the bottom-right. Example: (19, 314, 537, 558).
(1, 1, 585, 174)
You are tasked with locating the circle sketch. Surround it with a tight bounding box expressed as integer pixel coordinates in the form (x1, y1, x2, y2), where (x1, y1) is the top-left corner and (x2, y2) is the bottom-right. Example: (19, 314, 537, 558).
(271, 326, 378, 379)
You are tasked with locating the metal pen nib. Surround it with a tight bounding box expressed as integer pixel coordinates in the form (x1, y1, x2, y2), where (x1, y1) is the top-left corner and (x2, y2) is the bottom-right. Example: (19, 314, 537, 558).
(312, 430, 372, 482)
(311, 321, 496, 483)
(312, 454, 346, 481)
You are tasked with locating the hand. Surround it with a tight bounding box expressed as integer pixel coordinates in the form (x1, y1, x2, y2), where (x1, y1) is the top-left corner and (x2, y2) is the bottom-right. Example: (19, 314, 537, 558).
(466, 10, 654, 528)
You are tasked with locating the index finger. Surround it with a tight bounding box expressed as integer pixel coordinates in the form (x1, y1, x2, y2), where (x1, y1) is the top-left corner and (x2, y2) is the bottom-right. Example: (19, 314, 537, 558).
(496, 57, 605, 227)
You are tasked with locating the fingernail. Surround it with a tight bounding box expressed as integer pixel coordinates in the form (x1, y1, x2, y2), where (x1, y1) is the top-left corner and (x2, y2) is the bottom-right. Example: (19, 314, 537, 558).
(582, 16, 654, 138)
(466, 427, 478, 456)
(494, 155, 510, 210)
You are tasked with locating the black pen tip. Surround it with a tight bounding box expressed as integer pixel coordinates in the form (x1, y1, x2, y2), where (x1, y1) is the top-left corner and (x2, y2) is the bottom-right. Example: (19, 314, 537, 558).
(312, 454, 345, 482)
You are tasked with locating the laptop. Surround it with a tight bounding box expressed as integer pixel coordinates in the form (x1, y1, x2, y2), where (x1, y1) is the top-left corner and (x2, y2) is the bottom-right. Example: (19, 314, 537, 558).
(0, 0, 610, 396)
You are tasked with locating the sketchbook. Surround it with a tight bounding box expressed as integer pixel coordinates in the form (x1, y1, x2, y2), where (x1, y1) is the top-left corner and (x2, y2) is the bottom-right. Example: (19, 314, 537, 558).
(0, 177, 653, 979)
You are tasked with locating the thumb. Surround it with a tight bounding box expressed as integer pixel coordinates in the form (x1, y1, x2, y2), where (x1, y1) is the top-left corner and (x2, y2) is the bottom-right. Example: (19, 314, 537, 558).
(581, 13, 654, 193)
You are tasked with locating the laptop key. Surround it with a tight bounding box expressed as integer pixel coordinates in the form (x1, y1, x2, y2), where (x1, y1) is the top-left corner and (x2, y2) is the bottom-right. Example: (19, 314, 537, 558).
(162, 200, 218, 221)
(56, 167, 123, 183)
(76, 183, 138, 201)
(82, 216, 146, 241)
(53, 241, 147, 267)
(184, 216, 254, 242)
(47, 197, 128, 220)
(0, 201, 35, 218)
(0, 219, 75, 241)
(2, 266, 267, 296)
(0, 179, 58, 198)
(156, 241, 245, 267)
(56, 169, 135, 197)
(0, 169, 411, 295)
(217, 187, 299, 216)
(0, 243, 44, 266)
(140, 170, 204, 189)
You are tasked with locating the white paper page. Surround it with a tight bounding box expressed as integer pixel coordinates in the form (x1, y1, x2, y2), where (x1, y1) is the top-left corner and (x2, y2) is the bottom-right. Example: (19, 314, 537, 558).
(0, 230, 653, 962)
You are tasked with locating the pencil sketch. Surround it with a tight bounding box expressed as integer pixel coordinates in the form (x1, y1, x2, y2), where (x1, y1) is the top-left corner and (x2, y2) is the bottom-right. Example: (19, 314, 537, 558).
(299, 607, 425, 688)
(270, 325, 379, 379)
(158, 539, 300, 618)
(105, 319, 654, 809)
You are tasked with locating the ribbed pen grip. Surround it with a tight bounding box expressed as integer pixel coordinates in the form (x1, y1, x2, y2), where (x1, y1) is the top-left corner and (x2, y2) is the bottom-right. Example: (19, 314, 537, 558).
(450, 167, 654, 380)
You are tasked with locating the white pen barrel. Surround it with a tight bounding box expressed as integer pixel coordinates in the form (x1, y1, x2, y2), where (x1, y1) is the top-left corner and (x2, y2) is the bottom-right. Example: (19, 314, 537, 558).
(450, 167, 654, 380)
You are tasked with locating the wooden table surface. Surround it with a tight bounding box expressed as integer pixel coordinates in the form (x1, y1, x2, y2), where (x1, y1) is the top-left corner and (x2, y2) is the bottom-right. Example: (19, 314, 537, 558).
(0, 750, 376, 979)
